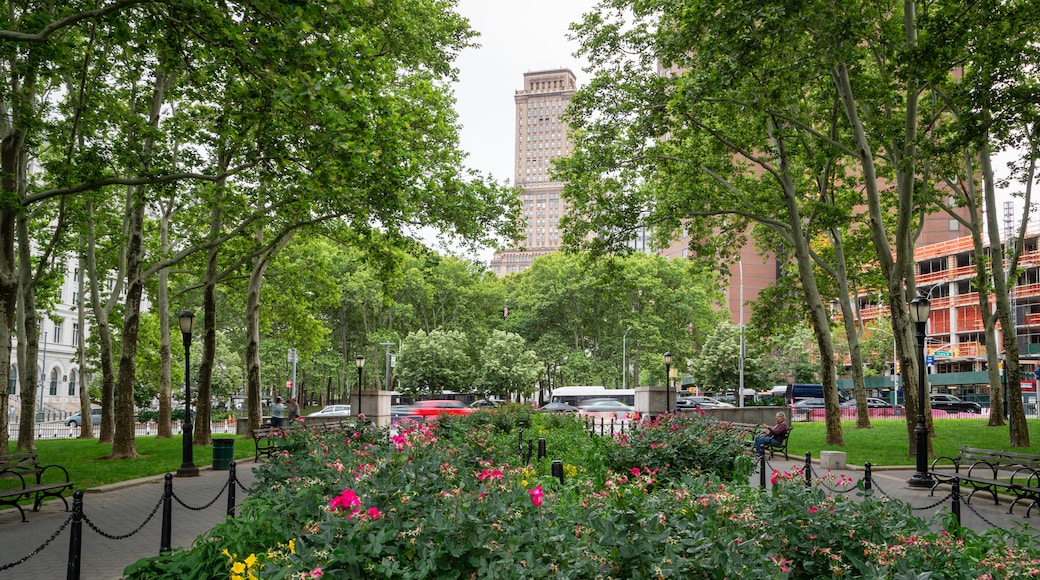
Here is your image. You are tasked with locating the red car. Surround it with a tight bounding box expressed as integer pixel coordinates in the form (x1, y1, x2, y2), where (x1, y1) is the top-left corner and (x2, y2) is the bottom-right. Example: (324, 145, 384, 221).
(410, 400, 477, 420)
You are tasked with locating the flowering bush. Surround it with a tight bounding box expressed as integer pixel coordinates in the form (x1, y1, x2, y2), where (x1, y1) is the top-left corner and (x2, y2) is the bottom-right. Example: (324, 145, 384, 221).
(126, 411, 1040, 579)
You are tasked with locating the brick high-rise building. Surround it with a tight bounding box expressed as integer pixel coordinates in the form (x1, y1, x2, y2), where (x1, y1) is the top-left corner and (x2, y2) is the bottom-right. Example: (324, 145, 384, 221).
(490, 69, 577, 276)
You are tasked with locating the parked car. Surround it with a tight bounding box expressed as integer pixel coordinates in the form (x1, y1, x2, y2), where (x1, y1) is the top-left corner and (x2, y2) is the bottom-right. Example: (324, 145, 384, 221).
(537, 401, 579, 413)
(65, 408, 101, 428)
(676, 396, 735, 411)
(307, 404, 352, 418)
(930, 394, 983, 414)
(576, 398, 637, 422)
(411, 400, 477, 420)
(790, 398, 827, 410)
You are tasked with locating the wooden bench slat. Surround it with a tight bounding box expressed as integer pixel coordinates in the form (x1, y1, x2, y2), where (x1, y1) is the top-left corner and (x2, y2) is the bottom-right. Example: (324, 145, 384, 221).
(0, 452, 74, 522)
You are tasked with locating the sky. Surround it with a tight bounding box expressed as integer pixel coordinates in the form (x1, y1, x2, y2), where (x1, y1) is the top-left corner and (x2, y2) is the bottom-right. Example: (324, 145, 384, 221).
(453, 0, 598, 184)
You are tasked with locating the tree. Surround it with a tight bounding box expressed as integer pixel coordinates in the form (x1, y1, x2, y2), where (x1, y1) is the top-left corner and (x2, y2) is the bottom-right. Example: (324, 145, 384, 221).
(475, 330, 543, 401)
(395, 329, 474, 396)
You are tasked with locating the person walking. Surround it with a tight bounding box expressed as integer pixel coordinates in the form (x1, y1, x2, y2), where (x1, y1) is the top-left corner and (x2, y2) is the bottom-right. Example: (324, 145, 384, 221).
(287, 397, 300, 422)
(754, 412, 790, 457)
(271, 396, 286, 428)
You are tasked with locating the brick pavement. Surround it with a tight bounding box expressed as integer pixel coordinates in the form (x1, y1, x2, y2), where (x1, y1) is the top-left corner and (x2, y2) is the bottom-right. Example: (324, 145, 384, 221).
(0, 460, 257, 580)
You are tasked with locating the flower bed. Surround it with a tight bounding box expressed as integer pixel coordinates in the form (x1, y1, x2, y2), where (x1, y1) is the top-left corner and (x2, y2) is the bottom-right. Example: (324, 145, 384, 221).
(126, 406, 1040, 579)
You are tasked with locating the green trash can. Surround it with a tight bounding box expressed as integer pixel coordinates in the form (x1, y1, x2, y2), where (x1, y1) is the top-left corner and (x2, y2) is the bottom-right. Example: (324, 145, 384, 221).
(212, 438, 235, 470)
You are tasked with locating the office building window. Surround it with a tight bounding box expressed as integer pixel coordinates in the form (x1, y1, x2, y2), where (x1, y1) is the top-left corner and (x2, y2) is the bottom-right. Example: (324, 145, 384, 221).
(72, 323, 79, 347)
(68, 369, 77, 396)
(53, 323, 62, 344)
(8, 365, 15, 394)
(49, 368, 58, 396)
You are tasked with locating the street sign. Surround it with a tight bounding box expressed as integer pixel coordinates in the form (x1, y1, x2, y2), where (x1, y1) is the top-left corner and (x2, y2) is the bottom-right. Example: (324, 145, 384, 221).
(933, 350, 952, 357)
(926, 355, 935, 366)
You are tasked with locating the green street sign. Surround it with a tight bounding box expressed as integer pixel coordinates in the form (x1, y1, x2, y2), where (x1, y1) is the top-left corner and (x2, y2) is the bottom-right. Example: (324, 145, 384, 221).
(933, 350, 953, 357)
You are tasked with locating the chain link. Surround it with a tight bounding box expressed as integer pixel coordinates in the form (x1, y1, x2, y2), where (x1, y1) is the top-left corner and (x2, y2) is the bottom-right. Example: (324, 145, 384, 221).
(82, 493, 165, 540)
(173, 484, 226, 511)
(0, 513, 73, 572)
(962, 498, 1010, 532)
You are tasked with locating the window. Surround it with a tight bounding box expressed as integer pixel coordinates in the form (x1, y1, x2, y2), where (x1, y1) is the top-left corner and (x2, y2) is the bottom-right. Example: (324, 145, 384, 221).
(949, 219, 960, 231)
(72, 323, 79, 347)
(68, 369, 77, 396)
(8, 365, 15, 395)
(49, 368, 58, 396)
(52, 323, 62, 344)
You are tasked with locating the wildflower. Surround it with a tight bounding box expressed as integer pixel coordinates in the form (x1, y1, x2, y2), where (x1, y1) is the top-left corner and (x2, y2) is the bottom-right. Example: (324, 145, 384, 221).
(631, 467, 641, 476)
(809, 506, 819, 514)
(310, 568, 324, 578)
(367, 507, 381, 519)
(528, 485, 545, 507)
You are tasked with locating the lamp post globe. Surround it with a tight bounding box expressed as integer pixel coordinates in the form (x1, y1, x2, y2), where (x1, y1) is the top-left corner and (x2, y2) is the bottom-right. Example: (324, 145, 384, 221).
(176, 311, 199, 477)
(907, 295, 933, 488)
(355, 355, 365, 418)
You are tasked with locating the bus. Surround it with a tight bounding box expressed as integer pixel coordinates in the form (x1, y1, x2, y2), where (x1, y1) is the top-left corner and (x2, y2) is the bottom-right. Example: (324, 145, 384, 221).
(549, 386, 635, 407)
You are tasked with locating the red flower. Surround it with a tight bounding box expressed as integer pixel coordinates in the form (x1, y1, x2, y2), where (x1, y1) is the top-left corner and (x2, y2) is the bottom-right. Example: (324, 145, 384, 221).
(528, 485, 545, 507)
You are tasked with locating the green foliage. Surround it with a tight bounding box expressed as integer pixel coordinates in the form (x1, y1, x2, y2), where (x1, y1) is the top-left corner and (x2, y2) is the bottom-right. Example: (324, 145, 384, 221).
(394, 329, 474, 395)
(474, 330, 543, 400)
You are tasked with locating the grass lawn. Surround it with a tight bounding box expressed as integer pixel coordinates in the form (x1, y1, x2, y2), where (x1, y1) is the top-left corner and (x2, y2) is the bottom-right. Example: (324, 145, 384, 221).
(789, 418, 1040, 466)
(5, 434, 256, 490)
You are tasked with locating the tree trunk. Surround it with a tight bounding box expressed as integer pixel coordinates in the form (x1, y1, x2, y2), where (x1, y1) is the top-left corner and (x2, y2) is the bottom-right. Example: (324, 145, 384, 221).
(111, 186, 146, 459)
(76, 253, 92, 438)
(156, 225, 173, 438)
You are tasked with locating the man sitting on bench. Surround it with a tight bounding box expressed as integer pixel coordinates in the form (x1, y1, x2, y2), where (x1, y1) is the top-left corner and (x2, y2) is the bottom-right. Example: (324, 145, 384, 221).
(754, 412, 790, 457)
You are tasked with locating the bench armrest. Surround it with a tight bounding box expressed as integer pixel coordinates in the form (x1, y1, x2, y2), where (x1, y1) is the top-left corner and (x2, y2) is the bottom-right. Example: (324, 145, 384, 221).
(36, 463, 71, 484)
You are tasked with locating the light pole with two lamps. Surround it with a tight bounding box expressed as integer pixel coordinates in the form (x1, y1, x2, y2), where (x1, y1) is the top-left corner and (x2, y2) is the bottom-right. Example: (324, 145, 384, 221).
(176, 311, 199, 477)
(663, 352, 672, 413)
(355, 355, 365, 417)
(907, 295, 933, 488)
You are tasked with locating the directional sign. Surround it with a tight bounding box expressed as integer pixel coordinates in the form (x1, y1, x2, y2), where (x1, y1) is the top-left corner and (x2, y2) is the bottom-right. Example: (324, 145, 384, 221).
(933, 351, 952, 357)
(926, 355, 935, 366)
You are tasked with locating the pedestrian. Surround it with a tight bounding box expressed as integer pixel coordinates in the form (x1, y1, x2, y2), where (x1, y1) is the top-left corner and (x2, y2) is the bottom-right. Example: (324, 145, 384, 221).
(271, 396, 286, 428)
(287, 397, 300, 422)
(754, 411, 790, 457)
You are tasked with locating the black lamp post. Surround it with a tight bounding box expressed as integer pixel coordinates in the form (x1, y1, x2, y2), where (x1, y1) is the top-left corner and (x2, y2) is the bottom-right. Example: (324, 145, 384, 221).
(176, 311, 199, 477)
(355, 355, 365, 417)
(663, 352, 672, 413)
(907, 295, 933, 488)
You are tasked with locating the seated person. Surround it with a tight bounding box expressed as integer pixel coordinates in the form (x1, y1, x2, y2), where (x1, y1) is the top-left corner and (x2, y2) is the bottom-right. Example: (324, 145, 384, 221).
(754, 412, 790, 456)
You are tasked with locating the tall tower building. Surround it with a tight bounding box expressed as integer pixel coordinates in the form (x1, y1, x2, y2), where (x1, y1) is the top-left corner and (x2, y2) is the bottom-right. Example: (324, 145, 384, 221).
(490, 69, 577, 277)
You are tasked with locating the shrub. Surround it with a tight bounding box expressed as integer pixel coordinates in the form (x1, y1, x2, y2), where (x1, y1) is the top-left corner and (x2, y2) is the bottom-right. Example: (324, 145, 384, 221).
(126, 414, 1040, 579)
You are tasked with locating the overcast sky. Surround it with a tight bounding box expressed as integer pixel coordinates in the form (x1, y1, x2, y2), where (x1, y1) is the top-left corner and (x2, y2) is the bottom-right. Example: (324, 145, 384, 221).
(454, 0, 598, 182)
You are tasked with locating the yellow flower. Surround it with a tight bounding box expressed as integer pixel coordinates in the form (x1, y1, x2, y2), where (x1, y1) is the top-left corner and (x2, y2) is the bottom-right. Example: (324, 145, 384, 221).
(244, 554, 257, 568)
(231, 561, 246, 574)
(288, 539, 296, 554)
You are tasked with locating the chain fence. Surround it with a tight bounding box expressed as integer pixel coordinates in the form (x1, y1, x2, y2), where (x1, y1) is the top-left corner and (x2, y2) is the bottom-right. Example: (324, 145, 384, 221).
(0, 461, 251, 580)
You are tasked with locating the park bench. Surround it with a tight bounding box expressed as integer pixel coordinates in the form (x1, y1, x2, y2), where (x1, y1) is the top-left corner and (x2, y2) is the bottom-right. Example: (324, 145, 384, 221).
(251, 425, 294, 462)
(0, 452, 74, 522)
(930, 447, 1040, 509)
(728, 422, 793, 460)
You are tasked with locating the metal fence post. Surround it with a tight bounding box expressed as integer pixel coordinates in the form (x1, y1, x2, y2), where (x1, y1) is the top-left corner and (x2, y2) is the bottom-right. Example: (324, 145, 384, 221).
(66, 490, 84, 580)
(160, 473, 173, 554)
(759, 454, 766, 488)
(551, 460, 564, 485)
(951, 478, 962, 528)
(537, 438, 546, 460)
(227, 461, 237, 518)
(864, 462, 872, 491)
(804, 452, 812, 488)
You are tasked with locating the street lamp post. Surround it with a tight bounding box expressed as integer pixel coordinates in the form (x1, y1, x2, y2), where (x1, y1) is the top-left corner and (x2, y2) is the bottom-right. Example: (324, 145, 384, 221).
(663, 352, 672, 414)
(355, 355, 365, 417)
(176, 311, 199, 477)
(907, 295, 933, 488)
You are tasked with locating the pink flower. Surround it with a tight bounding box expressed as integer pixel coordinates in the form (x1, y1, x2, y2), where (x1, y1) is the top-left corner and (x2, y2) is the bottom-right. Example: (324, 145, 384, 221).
(330, 488, 361, 511)
(367, 507, 381, 519)
(310, 568, 324, 578)
(808, 506, 819, 514)
(528, 485, 544, 507)
(630, 467, 641, 476)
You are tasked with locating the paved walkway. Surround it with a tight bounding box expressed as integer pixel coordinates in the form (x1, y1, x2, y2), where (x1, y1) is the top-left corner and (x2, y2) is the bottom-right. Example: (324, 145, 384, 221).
(3, 455, 1039, 579)
(758, 455, 1040, 537)
(0, 460, 257, 580)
